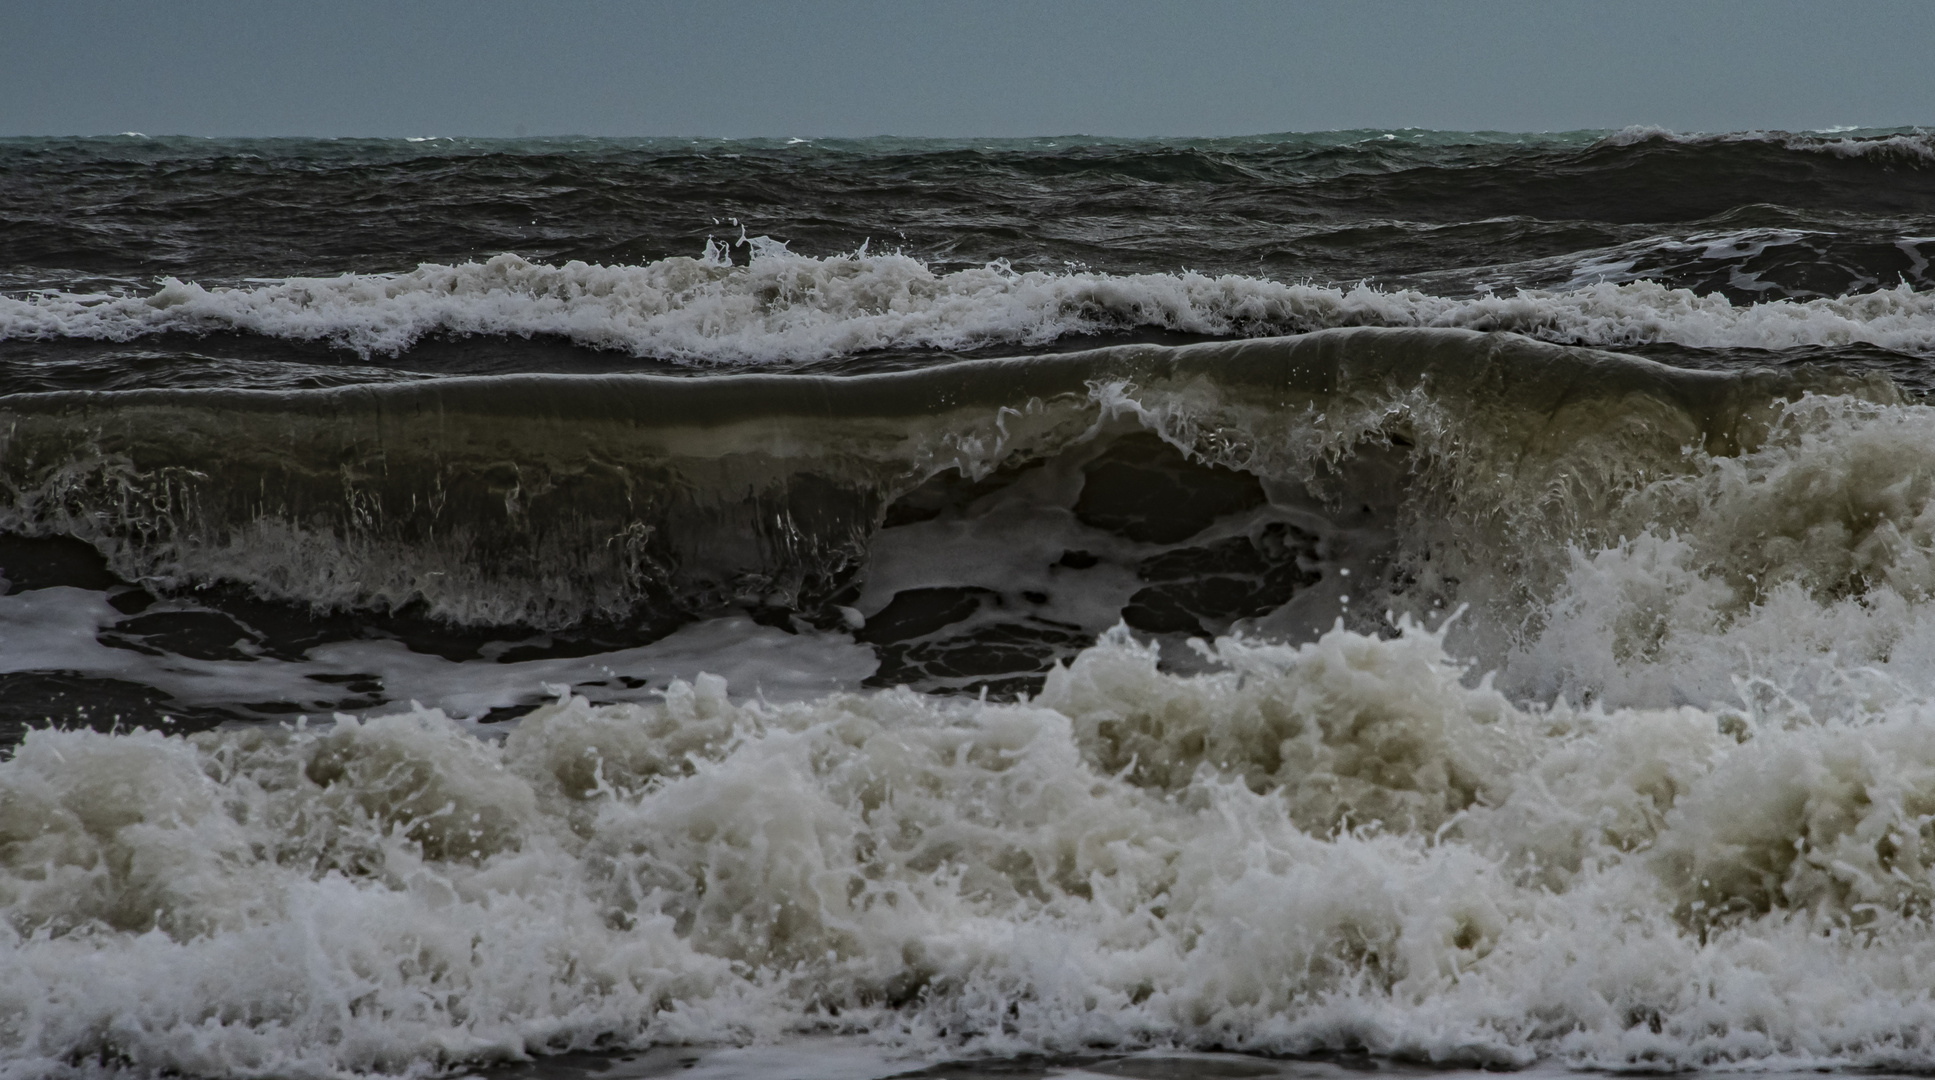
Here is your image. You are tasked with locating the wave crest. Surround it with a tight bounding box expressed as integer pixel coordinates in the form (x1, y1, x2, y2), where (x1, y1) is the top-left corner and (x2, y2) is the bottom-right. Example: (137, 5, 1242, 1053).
(1596, 125, 1935, 164)
(5, 248, 1934, 363)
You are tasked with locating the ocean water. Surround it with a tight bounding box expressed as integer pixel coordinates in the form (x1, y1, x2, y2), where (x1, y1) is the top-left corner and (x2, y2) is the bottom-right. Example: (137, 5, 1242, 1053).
(3, 127, 1935, 1078)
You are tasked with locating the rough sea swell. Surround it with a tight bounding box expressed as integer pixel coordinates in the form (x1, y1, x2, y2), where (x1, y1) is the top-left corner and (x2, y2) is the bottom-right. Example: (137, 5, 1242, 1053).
(0, 330, 1896, 705)
(5, 129, 1935, 1078)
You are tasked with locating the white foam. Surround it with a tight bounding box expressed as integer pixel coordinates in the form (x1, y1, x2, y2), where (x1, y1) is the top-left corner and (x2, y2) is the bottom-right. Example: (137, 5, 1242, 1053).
(1502, 394, 1935, 717)
(4, 248, 1932, 364)
(20, 374, 1935, 1075)
(14, 614, 1935, 1075)
(0, 590, 876, 719)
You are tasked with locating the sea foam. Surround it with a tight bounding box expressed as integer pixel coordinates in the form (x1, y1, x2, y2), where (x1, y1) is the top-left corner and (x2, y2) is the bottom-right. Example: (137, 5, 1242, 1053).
(3, 247, 1933, 363)
(13, 621, 1935, 1075)
(12, 342, 1935, 1076)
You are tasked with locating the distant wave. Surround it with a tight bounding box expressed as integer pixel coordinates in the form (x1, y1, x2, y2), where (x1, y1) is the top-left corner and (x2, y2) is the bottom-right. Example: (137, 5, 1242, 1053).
(4, 246, 1934, 363)
(1596, 124, 1935, 163)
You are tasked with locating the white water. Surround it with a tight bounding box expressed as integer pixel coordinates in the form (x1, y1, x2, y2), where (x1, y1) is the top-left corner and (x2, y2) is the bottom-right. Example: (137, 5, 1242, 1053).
(14, 616, 1935, 1078)
(3, 246, 1933, 363)
(15, 387, 1935, 1076)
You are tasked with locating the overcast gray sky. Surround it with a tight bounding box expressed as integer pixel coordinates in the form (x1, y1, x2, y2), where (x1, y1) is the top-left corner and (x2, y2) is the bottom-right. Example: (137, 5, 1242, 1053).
(3, 0, 1930, 138)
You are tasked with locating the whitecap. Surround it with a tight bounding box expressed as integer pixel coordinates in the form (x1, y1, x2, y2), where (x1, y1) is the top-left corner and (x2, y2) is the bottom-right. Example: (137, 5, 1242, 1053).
(3, 247, 1932, 363)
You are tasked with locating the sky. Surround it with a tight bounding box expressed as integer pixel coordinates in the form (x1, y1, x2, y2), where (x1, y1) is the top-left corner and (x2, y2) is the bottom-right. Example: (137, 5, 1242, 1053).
(3, 0, 1931, 138)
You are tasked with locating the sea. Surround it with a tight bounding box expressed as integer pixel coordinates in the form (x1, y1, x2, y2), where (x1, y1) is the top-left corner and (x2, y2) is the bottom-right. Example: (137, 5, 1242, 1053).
(2, 127, 1935, 1079)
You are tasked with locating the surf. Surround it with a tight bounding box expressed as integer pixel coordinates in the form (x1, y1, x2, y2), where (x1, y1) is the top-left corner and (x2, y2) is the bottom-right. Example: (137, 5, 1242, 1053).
(6, 128, 1935, 1078)
(5, 250, 1934, 364)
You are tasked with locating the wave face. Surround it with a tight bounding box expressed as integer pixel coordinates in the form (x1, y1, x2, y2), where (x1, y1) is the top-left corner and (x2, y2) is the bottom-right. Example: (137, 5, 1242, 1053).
(6, 131, 1935, 1077)
(0, 330, 1891, 668)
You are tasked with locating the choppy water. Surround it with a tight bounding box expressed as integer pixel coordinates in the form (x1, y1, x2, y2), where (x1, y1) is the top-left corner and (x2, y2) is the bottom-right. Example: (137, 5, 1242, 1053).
(4, 127, 1935, 1078)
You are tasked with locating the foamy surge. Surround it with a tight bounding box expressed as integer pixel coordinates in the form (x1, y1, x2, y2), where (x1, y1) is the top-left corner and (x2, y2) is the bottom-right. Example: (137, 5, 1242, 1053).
(13, 617, 1935, 1077)
(1502, 394, 1935, 715)
(4, 247, 1933, 362)
(19, 372, 1935, 1074)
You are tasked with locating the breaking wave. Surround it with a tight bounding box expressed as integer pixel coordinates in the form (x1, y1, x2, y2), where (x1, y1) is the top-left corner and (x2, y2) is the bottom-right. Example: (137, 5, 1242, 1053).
(4, 247, 1934, 364)
(16, 121, 1935, 1080)
(1597, 124, 1935, 164)
(0, 329, 1892, 637)
(17, 330, 1935, 1074)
